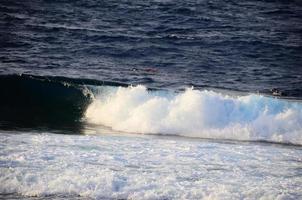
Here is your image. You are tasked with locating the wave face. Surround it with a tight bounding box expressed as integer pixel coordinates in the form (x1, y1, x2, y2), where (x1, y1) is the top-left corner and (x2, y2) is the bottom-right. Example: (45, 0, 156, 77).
(0, 75, 92, 129)
(86, 85, 302, 145)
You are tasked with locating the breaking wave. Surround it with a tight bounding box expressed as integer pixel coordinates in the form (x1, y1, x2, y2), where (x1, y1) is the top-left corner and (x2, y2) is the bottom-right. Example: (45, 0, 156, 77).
(86, 85, 302, 145)
(1, 74, 301, 145)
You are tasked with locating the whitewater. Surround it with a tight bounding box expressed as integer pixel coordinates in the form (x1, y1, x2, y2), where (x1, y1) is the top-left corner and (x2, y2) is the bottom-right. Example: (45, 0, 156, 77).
(1, 131, 302, 200)
(86, 85, 302, 145)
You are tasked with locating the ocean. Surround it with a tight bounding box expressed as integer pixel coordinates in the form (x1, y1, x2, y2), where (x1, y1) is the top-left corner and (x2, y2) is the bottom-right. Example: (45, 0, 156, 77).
(0, 0, 302, 199)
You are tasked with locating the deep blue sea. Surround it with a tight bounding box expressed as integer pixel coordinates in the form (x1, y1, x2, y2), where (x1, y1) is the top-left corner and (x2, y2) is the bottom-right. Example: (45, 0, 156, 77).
(1, 0, 302, 199)
(1, 0, 302, 96)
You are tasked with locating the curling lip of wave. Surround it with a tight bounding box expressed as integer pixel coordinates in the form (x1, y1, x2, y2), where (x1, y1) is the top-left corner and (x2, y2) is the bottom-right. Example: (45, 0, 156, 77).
(86, 85, 302, 145)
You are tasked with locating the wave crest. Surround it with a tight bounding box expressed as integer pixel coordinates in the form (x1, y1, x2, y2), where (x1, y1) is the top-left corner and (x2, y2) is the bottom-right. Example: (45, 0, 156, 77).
(86, 85, 302, 145)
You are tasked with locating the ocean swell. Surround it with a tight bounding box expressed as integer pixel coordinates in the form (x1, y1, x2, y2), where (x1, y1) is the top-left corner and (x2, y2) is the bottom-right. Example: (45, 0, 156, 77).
(86, 85, 302, 145)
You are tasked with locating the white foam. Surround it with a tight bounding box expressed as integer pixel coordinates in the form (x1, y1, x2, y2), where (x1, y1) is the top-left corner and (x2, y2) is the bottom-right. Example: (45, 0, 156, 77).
(0, 132, 301, 199)
(86, 85, 302, 145)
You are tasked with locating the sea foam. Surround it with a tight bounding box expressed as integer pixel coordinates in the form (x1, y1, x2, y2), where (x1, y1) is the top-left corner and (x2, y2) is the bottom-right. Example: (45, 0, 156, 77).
(86, 85, 302, 145)
(1, 132, 301, 199)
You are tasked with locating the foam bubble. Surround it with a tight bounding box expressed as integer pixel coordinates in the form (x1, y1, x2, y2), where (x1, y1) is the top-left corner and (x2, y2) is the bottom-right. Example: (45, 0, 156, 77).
(86, 85, 302, 145)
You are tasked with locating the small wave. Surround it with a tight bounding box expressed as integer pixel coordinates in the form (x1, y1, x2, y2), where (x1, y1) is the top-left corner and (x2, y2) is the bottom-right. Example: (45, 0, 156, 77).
(86, 85, 302, 145)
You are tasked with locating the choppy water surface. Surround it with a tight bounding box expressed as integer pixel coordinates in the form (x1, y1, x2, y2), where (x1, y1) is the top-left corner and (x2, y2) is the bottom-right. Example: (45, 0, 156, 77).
(1, 0, 302, 96)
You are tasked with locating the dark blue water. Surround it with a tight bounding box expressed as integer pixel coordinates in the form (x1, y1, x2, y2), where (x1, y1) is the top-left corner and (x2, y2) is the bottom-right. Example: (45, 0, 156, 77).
(1, 0, 302, 97)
